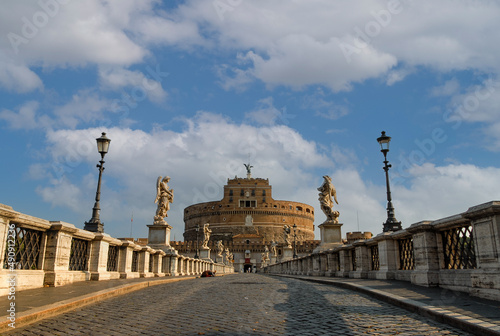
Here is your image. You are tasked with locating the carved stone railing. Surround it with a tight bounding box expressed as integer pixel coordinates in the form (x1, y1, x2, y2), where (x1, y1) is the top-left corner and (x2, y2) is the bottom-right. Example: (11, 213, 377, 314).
(264, 201, 500, 301)
(0, 203, 233, 296)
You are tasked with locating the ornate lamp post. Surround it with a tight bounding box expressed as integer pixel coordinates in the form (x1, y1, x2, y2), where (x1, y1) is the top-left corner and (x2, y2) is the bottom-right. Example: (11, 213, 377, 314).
(84, 132, 111, 233)
(377, 131, 402, 232)
(194, 223, 200, 259)
(292, 223, 298, 259)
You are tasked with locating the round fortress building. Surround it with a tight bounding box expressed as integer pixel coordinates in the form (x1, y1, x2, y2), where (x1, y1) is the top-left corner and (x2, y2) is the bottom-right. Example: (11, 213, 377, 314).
(183, 176, 315, 244)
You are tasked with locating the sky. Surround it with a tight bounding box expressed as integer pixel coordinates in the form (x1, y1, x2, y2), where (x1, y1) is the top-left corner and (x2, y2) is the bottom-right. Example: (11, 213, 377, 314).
(1, 0, 500, 242)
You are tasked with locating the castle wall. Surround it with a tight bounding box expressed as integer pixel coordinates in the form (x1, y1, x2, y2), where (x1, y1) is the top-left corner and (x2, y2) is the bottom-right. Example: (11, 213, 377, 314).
(183, 177, 315, 244)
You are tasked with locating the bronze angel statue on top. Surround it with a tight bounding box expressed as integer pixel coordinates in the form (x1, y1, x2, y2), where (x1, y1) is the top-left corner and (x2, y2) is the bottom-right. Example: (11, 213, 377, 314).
(154, 176, 174, 224)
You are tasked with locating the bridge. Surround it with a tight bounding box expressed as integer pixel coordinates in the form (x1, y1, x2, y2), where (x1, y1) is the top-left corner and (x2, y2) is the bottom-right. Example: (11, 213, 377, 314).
(1, 201, 500, 335)
(1, 272, 499, 335)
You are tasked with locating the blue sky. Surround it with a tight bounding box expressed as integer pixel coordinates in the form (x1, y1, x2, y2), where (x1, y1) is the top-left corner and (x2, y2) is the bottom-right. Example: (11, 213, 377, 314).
(1, 0, 499, 241)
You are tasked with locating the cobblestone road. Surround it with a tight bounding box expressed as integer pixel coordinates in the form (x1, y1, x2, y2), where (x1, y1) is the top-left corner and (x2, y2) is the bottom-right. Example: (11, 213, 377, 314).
(8, 274, 472, 335)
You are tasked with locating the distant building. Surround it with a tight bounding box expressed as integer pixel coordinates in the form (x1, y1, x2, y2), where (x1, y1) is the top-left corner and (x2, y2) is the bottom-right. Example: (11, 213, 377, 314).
(171, 174, 320, 271)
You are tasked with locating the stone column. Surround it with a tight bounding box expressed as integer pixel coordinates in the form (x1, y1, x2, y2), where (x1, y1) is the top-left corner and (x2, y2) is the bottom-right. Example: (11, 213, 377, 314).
(199, 247, 212, 262)
(44, 222, 93, 286)
(119, 240, 141, 279)
(313, 220, 343, 253)
(407, 221, 439, 287)
(89, 234, 122, 281)
(139, 247, 154, 278)
(351, 241, 369, 279)
(147, 222, 179, 256)
(319, 253, 328, 276)
(338, 247, 351, 277)
(153, 251, 166, 277)
(311, 253, 321, 276)
(373, 233, 397, 280)
(325, 252, 337, 276)
(282, 246, 293, 261)
(463, 201, 500, 300)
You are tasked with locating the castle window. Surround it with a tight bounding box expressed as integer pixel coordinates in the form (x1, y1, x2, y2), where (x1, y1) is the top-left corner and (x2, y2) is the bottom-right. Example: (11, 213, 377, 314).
(263, 197, 266, 203)
(251, 189, 255, 196)
(229, 190, 233, 196)
(262, 190, 266, 196)
(240, 189, 244, 196)
(296, 206, 302, 211)
(239, 200, 257, 208)
(229, 197, 233, 202)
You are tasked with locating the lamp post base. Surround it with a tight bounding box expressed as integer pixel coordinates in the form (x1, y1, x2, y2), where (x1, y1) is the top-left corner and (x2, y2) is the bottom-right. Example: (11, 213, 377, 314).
(383, 220, 402, 232)
(84, 220, 104, 233)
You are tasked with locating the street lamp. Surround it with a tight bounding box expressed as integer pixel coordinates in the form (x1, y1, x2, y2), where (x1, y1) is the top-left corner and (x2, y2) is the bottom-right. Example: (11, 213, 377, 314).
(194, 223, 200, 259)
(292, 223, 298, 259)
(84, 132, 111, 233)
(377, 131, 402, 232)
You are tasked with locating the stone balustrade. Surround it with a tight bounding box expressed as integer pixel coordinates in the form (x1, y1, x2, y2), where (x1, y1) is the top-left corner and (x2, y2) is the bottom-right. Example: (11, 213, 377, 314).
(264, 201, 500, 301)
(0, 203, 233, 296)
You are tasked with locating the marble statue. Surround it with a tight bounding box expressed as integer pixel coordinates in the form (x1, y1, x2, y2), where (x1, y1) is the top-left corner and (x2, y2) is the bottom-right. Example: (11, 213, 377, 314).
(264, 245, 270, 261)
(216, 240, 224, 257)
(154, 176, 174, 224)
(270, 240, 278, 257)
(201, 223, 211, 249)
(283, 225, 292, 248)
(317, 175, 340, 223)
(261, 252, 266, 264)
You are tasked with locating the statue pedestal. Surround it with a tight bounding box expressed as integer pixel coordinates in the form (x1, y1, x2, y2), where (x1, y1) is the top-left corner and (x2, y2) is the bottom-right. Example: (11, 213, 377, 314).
(200, 247, 212, 262)
(282, 246, 293, 261)
(314, 221, 343, 253)
(270, 256, 277, 265)
(147, 223, 177, 254)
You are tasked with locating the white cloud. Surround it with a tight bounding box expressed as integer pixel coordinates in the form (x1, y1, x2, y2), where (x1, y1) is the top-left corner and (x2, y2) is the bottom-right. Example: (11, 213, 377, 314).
(0, 101, 42, 130)
(3, 1, 500, 94)
(430, 78, 460, 97)
(37, 113, 333, 238)
(444, 78, 500, 149)
(53, 90, 111, 129)
(245, 97, 288, 126)
(99, 66, 168, 104)
(0, 58, 43, 93)
(394, 163, 500, 222)
(170, 0, 500, 91)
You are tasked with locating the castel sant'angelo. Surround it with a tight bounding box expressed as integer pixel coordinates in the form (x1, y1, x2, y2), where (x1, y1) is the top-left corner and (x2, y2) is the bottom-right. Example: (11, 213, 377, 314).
(170, 166, 322, 271)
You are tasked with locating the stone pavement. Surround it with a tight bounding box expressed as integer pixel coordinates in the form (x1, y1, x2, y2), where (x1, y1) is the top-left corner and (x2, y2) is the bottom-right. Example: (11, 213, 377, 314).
(2, 273, 499, 335)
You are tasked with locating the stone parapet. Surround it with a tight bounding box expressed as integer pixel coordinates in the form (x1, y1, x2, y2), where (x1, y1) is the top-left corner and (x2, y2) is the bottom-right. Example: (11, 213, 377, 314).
(263, 200, 500, 301)
(0, 204, 236, 296)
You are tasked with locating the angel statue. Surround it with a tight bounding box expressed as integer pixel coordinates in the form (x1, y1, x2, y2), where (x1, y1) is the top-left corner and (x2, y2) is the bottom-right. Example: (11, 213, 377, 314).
(264, 245, 270, 261)
(244, 162, 253, 178)
(224, 248, 230, 264)
(270, 240, 278, 257)
(283, 225, 292, 248)
(201, 223, 211, 249)
(216, 240, 224, 257)
(154, 176, 174, 224)
(317, 175, 340, 223)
